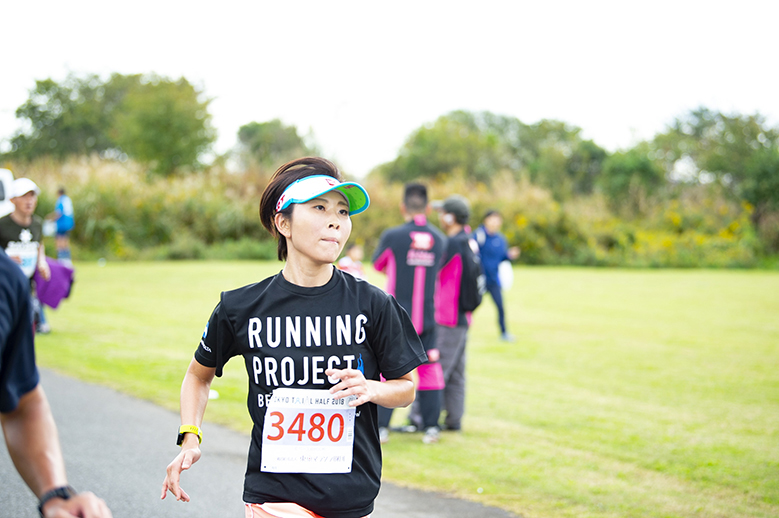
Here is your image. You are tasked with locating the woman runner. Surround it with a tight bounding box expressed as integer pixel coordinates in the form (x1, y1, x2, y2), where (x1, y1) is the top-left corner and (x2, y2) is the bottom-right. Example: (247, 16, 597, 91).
(162, 157, 426, 518)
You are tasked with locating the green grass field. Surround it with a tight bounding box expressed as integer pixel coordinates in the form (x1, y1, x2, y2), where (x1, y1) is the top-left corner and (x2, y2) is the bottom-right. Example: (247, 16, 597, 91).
(36, 262, 779, 518)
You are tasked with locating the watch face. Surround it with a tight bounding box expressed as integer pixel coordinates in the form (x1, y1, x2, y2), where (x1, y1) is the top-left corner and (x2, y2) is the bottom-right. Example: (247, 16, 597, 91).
(58, 487, 77, 498)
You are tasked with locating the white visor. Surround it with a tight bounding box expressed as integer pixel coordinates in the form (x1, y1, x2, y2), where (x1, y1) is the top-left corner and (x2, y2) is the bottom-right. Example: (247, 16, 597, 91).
(276, 175, 370, 215)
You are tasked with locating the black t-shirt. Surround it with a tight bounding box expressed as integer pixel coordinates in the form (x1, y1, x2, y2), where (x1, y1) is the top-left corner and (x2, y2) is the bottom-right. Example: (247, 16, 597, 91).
(0, 250, 39, 413)
(195, 268, 426, 518)
(0, 214, 43, 279)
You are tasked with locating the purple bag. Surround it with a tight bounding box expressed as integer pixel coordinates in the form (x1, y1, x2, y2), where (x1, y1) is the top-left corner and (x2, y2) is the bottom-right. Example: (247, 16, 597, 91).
(34, 258, 74, 309)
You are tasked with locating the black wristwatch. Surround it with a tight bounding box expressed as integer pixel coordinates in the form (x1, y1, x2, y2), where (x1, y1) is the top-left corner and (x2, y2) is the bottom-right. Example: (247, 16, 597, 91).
(38, 485, 77, 517)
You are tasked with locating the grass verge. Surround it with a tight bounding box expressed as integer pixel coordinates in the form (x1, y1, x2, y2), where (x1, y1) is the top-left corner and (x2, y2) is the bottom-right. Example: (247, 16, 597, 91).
(37, 262, 779, 517)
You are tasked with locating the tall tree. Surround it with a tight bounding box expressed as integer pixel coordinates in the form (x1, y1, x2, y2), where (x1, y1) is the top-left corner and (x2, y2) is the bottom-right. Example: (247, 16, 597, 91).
(654, 107, 779, 227)
(111, 75, 215, 176)
(3, 73, 216, 175)
(375, 113, 501, 183)
(520, 120, 608, 199)
(599, 143, 665, 215)
(237, 119, 312, 166)
(373, 110, 607, 197)
(6, 74, 114, 159)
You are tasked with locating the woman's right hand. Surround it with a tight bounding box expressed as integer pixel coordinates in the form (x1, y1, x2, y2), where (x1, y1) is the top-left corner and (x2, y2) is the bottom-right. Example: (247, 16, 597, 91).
(161, 443, 201, 503)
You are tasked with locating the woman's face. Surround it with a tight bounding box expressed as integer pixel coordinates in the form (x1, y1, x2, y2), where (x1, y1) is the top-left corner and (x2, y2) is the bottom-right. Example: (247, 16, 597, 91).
(282, 190, 353, 266)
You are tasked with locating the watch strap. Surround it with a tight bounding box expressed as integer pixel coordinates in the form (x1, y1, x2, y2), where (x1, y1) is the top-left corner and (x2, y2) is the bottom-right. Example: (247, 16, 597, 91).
(38, 485, 76, 517)
(177, 424, 203, 446)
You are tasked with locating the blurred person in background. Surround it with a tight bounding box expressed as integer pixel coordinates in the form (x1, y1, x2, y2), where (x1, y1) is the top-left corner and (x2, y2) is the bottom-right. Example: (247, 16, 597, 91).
(337, 243, 367, 280)
(0, 178, 52, 334)
(473, 210, 520, 342)
(373, 183, 446, 444)
(433, 195, 484, 432)
(46, 187, 75, 267)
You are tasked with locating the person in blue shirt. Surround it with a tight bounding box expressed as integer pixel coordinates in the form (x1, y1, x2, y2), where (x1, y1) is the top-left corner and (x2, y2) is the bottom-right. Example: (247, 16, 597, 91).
(46, 187, 75, 266)
(473, 209, 520, 342)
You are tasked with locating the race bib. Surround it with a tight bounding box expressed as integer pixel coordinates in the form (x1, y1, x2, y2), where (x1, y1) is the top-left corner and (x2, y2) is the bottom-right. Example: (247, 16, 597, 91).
(5, 242, 38, 278)
(261, 388, 356, 473)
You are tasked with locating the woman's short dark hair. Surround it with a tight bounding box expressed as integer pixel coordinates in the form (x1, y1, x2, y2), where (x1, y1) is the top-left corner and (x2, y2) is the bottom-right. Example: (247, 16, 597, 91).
(259, 157, 343, 261)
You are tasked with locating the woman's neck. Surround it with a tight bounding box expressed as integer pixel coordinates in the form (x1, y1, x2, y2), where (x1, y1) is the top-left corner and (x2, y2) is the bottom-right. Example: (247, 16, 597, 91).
(282, 260, 334, 288)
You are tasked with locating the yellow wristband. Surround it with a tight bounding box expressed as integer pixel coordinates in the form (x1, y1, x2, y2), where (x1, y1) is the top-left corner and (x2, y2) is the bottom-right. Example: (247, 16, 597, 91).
(176, 425, 202, 446)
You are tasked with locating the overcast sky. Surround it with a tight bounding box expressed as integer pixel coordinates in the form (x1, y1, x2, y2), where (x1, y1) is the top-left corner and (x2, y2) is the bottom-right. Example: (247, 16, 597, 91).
(3, 0, 778, 177)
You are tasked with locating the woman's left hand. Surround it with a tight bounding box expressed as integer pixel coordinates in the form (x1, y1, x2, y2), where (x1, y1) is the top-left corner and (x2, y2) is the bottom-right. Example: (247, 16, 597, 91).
(326, 368, 375, 407)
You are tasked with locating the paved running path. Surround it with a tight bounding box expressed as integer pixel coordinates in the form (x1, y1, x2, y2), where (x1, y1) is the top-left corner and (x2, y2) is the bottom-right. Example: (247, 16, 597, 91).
(1, 369, 518, 518)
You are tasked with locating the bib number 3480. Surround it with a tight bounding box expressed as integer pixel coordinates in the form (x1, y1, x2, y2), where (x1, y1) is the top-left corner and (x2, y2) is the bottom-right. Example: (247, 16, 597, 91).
(260, 388, 356, 474)
(265, 411, 346, 443)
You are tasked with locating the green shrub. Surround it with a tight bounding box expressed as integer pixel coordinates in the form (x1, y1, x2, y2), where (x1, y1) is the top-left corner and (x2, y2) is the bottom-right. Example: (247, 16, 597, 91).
(166, 232, 207, 260)
(204, 238, 278, 261)
(6, 155, 772, 268)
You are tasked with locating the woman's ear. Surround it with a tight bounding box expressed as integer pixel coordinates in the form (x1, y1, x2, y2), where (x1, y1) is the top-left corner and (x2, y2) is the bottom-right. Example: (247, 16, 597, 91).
(275, 212, 291, 238)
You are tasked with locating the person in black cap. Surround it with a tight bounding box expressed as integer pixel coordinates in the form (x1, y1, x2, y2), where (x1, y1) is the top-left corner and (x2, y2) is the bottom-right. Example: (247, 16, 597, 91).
(433, 195, 484, 432)
(473, 209, 520, 341)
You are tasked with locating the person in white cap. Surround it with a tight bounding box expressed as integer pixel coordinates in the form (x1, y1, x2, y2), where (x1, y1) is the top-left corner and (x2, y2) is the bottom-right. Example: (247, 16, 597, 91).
(162, 157, 427, 518)
(0, 177, 52, 333)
